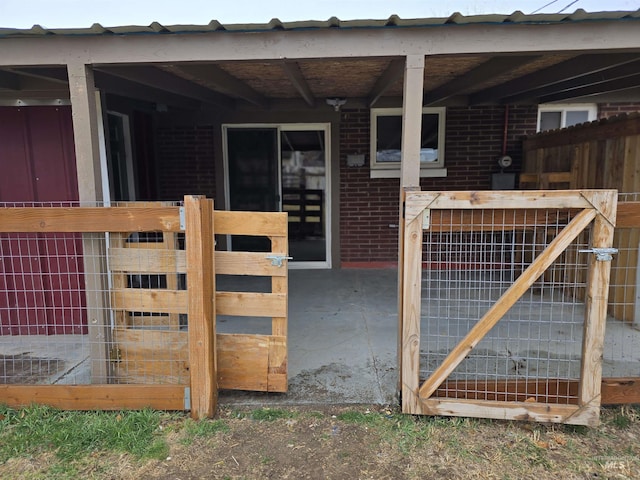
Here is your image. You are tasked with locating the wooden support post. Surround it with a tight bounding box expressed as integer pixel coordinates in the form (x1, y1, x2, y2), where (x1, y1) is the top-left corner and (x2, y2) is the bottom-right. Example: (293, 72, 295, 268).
(68, 62, 104, 204)
(185, 196, 217, 419)
(579, 192, 617, 426)
(398, 54, 424, 398)
(400, 54, 425, 188)
(68, 62, 110, 383)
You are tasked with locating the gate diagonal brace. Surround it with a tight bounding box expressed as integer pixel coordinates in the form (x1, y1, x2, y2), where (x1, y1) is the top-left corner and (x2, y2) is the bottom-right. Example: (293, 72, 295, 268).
(579, 248, 618, 261)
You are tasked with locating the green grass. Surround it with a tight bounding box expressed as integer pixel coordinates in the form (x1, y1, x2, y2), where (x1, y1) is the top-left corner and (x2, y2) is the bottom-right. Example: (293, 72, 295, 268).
(0, 404, 169, 465)
(250, 408, 296, 421)
(181, 418, 229, 445)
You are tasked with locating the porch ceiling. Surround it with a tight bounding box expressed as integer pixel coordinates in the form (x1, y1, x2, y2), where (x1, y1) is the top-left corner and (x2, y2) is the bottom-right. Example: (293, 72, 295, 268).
(1, 10, 640, 109)
(3, 50, 640, 110)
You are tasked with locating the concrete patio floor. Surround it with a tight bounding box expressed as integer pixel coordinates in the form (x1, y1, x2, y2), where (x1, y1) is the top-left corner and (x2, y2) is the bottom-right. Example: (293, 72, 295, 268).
(219, 268, 400, 406)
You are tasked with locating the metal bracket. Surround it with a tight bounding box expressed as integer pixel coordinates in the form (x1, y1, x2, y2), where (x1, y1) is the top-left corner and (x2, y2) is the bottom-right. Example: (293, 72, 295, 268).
(579, 247, 619, 261)
(184, 387, 191, 411)
(179, 207, 186, 231)
(422, 209, 431, 229)
(265, 254, 293, 267)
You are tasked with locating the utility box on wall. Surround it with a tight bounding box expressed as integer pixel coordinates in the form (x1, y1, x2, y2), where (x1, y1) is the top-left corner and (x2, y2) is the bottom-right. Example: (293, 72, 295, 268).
(491, 172, 516, 190)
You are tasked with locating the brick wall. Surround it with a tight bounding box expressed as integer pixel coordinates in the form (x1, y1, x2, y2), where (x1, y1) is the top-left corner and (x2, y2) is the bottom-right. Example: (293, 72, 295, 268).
(155, 126, 216, 201)
(598, 103, 640, 119)
(339, 106, 538, 265)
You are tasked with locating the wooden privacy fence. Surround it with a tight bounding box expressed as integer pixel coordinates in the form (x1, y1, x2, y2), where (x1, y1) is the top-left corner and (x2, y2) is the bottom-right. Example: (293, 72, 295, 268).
(0, 196, 289, 419)
(521, 113, 640, 324)
(401, 190, 617, 426)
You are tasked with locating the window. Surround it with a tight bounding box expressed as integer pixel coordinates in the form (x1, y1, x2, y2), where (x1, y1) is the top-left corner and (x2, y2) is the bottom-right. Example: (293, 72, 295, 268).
(537, 104, 597, 132)
(370, 107, 446, 178)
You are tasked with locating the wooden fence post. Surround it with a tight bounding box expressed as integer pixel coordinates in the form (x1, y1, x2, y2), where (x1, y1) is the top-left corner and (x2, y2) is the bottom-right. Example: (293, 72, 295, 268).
(185, 196, 217, 419)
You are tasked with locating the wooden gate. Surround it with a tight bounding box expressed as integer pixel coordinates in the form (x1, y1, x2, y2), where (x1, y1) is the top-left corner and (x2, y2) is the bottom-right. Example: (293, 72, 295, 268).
(109, 205, 289, 393)
(401, 190, 617, 426)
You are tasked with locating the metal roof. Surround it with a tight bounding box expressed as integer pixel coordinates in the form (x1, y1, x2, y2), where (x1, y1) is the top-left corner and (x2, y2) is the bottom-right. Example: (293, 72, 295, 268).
(1, 9, 639, 37)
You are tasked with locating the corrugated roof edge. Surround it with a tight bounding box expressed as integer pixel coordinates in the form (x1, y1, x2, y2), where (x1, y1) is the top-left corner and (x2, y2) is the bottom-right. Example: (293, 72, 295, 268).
(1, 9, 639, 37)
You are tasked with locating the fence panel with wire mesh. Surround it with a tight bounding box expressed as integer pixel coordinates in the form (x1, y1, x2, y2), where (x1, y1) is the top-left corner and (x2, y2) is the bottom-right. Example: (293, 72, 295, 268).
(0, 200, 209, 413)
(421, 209, 590, 405)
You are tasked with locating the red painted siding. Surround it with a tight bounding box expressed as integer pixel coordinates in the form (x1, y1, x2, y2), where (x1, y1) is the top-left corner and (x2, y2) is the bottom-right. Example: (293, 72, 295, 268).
(0, 106, 86, 335)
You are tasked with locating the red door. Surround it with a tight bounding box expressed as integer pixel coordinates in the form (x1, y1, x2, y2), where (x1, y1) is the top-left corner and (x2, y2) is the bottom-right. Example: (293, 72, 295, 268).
(0, 106, 87, 335)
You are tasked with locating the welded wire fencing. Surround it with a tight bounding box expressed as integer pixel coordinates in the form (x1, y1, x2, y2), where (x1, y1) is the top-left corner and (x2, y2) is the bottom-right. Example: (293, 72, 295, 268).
(420, 209, 592, 406)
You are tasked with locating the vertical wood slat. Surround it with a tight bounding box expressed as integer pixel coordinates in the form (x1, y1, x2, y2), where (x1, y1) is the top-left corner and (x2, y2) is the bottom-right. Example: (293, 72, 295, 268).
(401, 208, 424, 413)
(185, 196, 217, 419)
(579, 193, 617, 426)
(269, 235, 288, 391)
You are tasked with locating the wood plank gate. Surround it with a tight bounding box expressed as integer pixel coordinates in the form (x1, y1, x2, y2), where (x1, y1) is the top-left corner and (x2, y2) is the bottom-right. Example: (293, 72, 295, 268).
(108, 202, 289, 394)
(401, 190, 617, 426)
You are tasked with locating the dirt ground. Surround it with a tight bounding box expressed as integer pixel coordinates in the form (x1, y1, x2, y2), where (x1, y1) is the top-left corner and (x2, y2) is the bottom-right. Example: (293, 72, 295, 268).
(123, 406, 640, 479)
(2, 404, 640, 480)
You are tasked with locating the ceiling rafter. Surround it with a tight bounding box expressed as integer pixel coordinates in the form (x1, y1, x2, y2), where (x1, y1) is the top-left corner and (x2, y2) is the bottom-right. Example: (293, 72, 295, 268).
(93, 71, 201, 110)
(96, 65, 234, 109)
(423, 55, 541, 106)
(171, 64, 268, 108)
(0, 70, 22, 90)
(281, 61, 315, 108)
(11, 67, 68, 84)
(469, 53, 640, 105)
(539, 73, 640, 103)
(367, 58, 405, 107)
(502, 60, 640, 103)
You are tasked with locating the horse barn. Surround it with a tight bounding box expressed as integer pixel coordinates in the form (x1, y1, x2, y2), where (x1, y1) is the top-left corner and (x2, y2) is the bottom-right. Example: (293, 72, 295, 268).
(1, 10, 640, 425)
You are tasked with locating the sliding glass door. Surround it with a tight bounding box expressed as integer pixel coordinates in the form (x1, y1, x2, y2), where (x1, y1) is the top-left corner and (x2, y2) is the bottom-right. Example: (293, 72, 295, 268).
(224, 124, 330, 267)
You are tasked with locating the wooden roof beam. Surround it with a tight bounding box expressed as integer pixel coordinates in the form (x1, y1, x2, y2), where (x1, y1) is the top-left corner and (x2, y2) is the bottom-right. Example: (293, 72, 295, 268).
(0, 70, 22, 90)
(93, 71, 201, 109)
(281, 61, 315, 108)
(173, 64, 268, 108)
(96, 65, 234, 109)
(424, 55, 541, 106)
(470, 53, 640, 105)
(502, 60, 640, 103)
(539, 73, 640, 103)
(11, 67, 69, 84)
(367, 58, 405, 107)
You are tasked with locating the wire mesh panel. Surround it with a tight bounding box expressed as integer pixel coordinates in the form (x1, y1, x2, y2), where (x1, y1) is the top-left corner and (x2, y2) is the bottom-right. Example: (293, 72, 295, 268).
(0, 202, 187, 387)
(0, 201, 193, 412)
(421, 209, 590, 405)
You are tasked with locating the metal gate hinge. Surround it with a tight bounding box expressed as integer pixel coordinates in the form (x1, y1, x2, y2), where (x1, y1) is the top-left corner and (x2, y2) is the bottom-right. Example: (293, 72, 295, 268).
(184, 387, 191, 411)
(179, 207, 186, 230)
(265, 254, 293, 267)
(579, 247, 618, 261)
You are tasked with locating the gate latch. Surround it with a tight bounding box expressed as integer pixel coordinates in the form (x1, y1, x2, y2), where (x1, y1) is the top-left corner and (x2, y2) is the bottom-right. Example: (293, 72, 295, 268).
(579, 247, 618, 261)
(265, 254, 293, 267)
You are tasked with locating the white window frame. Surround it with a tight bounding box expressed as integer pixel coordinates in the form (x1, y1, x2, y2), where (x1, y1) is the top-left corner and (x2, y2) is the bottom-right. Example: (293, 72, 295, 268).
(370, 107, 447, 179)
(537, 103, 597, 132)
